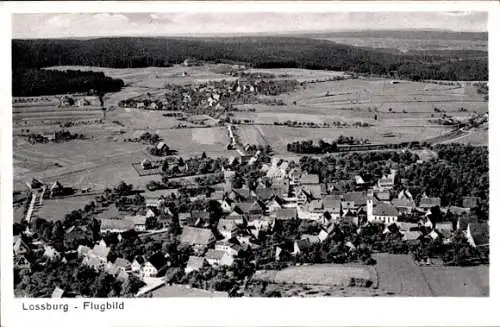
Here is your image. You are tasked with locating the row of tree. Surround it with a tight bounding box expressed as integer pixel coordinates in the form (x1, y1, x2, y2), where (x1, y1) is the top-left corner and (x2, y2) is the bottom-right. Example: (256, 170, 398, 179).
(13, 68, 124, 97)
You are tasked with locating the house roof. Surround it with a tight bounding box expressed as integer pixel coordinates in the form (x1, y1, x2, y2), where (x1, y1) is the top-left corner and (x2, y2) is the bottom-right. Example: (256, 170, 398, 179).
(299, 174, 320, 185)
(125, 215, 147, 225)
(355, 175, 365, 184)
(375, 192, 391, 201)
(254, 188, 276, 201)
(373, 203, 398, 217)
(391, 198, 415, 208)
(92, 244, 110, 259)
(205, 249, 226, 261)
(419, 197, 441, 208)
(51, 287, 65, 298)
(100, 218, 134, 231)
(435, 222, 453, 231)
(343, 192, 367, 206)
(114, 257, 132, 268)
(86, 256, 101, 269)
(191, 210, 210, 220)
(469, 222, 489, 246)
(186, 256, 206, 270)
(179, 212, 192, 221)
(300, 184, 322, 199)
(398, 189, 414, 201)
(462, 197, 480, 209)
(217, 219, 237, 232)
(323, 196, 341, 210)
(210, 190, 225, 201)
(232, 188, 251, 200)
(234, 201, 263, 214)
(448, 206, 470, 216)
(275, 208, 297, 220)
(304, 199, 323, 212)
(402, 231, 422, 241)
(301, 234, 321, 244)
(295, 238, 313, 251)
(180, 227, 214, 246)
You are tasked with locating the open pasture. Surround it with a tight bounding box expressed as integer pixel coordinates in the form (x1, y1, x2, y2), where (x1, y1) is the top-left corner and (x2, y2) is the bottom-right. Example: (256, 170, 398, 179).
(35, 195, 98, 222)
(253, 264, 376, 287)
(420, 265, 489, 297)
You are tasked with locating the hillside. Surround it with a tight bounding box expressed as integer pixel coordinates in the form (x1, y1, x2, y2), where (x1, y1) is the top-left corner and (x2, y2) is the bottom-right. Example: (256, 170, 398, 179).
(13, 37, 488, 81)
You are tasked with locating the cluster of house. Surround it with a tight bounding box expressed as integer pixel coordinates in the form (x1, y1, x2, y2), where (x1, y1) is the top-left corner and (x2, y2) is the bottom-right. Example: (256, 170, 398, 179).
(162, 157, 489, 264)
(118, 76, 271, 114)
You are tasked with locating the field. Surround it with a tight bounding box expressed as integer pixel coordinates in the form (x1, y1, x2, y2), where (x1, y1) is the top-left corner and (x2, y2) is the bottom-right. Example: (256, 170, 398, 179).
(252, 264, 377, 287)
(373, 253, 489, 296)
(13, 65, 487, 193)
(150, 284, 228, 297)
(35, 195, 99, 222)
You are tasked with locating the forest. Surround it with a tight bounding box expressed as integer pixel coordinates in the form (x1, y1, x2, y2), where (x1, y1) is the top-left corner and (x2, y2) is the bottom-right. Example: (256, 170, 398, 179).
(13, 68, 125, 97)
(12, 37, 488, 81)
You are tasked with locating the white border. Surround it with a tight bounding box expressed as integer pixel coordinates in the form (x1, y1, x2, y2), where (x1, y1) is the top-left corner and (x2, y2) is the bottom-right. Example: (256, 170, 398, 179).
(1, 2, 499, 327)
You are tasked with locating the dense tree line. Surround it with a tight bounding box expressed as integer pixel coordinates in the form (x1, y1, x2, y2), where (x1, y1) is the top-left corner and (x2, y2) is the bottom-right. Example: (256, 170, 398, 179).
(13, 37, 487, 81)
(287, 136, 370, 154)
(13, 68, 125, 97)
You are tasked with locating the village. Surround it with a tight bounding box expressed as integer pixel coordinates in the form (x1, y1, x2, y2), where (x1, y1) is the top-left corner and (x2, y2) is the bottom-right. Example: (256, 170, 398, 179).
(13, 139, 489, 297)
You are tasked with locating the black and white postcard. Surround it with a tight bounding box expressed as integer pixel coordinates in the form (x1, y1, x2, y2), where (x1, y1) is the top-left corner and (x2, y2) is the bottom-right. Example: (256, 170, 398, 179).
(1, 1, 499, 327)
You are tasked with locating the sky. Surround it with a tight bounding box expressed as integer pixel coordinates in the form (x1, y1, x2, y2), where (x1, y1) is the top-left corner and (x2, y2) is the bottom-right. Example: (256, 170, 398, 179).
(12, 12, 488, 39)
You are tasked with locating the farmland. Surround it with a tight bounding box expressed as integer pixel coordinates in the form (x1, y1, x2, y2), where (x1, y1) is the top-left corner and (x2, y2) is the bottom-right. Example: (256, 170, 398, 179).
(13, 65, 487, 193)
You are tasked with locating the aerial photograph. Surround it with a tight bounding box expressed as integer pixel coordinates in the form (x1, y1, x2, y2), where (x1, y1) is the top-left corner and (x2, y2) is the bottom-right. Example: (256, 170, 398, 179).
(11, 12, 489, 298)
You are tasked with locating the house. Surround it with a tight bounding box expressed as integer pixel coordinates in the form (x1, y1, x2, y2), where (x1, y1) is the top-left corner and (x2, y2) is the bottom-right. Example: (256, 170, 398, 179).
(14, 255, 31, 271)
(178, 212, 192, 226)
(51, 287, 65, 298)
(447, 206, 471, 216)
(273, 207, 298, 220)
(42, 245, 60, 261)
(301, 234, 321, 244)
(323, 196, 342, 220)
(76, 98, 91, 107)
(402, 230, 422, 243)
(77, 245, 92, 258)
(217, 219, 238, 239)
(293, 239, 314, 256)
(131, 256, 146, 272)
(375, 191, 391, 202)
(100, 218, 135, 233)
(299, 199, 323, 221)
(49, 180, 66, 197)
(124, 215, 147, 232)
(288, 168, 302, 185)
(210, 190, 225, 201)
(179, 227, 215, 252)
(377, 170, 396, 191)
(114, 258, 132, 272)
(185, 256, 207, 274)
(13, 236, 30, 256)
(419, 196, 441, 209)
(299, 174, 320, 185)
(253, 188, 277, 202)
(83, 256, 104, 271)
(230, 188, 252, 202)
(297, 184, 322, 204)
(91, 244, 110, 261)
(215, 240, 241, 256)
(145, 197, 166, 208)
(391, 198, 415, 214)
(465, 221, 489, 248)
(142, 253, 169, 278)
(343, 191, 367, 209)
(234, 201, 264, 216)
(435, 221, 453, 232)
(367, 200, 398, 225)
(205, 249, 234, 266)
(191, 210, 211, 224)
(462, 197, 480, 209)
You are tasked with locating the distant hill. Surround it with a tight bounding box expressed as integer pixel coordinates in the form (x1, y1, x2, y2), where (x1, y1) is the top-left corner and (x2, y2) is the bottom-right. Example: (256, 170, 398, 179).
(300, 30, 487, 41)
(12, 36, 488, 82)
